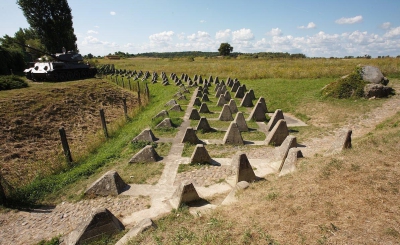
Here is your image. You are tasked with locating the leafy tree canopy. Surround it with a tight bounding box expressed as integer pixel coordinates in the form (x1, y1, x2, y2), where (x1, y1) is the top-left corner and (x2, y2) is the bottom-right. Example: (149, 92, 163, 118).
(17, 0, 78, 54)
(218, 43, 233, 56)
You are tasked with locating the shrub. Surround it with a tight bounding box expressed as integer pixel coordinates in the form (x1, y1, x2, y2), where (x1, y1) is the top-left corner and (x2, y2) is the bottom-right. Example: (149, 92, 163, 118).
(0, 75, 29, 91)
(0, 47, 25, 75)
(321, 67, 366, 99)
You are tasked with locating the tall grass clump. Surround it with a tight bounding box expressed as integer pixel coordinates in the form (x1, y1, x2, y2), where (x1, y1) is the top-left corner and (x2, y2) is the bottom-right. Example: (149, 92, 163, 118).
(320, 67, 367, 99)
(0, 75, 28, 91)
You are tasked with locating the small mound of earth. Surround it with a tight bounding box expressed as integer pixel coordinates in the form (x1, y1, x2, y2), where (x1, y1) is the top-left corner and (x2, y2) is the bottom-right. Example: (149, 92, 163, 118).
(0, 79, 138, 187)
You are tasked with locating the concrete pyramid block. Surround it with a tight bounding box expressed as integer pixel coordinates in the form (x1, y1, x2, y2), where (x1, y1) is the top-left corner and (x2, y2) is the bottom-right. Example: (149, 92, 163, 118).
(248, 89, 256, 100)
(152, 110, 169, 120)
(132, 128, 157, 142)
(208, 75, 213, 83)
(189, 108, 201, 120)
(214, 83, 220, 92)
(169, 104, 183, 111)
(231, 81, 240, 92)
(265, 119, 289, 146)
(228, 99, 238, 113)
(234, 112, 249, 132)
(218, 104, 234, 121)
(256, 97, 268, 113)
(223, 91, 231, 101)
(201, 93, 210, 102)
(195, 90, 203, 98)
(156, 118, 174, 129)
(248, 102, 267, 122)
(240, 92, 254, 107)
(325, 128, 352, 155)
(64, 208, 124, 245)
(170, 181, 201, 209)
(279, 148, 303, 177)
(223, 122, 244, 145)
(190, 144, 212, 164)
(216, 94, 227, 106)
(215, 87, 223, 98)
(181, 127, 200, 144)
(214, 76, 219, 84)
(164, 99, 177, 107)
(266, 109, 284, 131)
(220, 85, 227, 94)
(235, 85, 245, 98)
(202, 88, 209, 95)
(231, 152, 256, 183)
(272, 135, 298, 171)
(199, 103, 211, 113)
(85, 170, 127, 197)
(129, 145, 161, 163)
(221, 181, 249, 205)
(177, 95, 187, 100)
(193, 97, 202, 106)
(196, 117, 213, 133)
(227, 79, 233, 87)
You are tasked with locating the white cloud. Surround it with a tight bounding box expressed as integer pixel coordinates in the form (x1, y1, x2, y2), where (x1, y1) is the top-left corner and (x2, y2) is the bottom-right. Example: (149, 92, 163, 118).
(216, 29, 231, 41)
(81, 36, 102, 45)
(298, 22, 316, 29)
(266, 28, 282, 36)
(232, 28, 254, 41)
(149, 31, 174, 44)
(335, 15, 363, 24)
(381, 22, 391, 29)
(177, 32, 186, 40)
(87, 30, 98, 34)
(200, 20, 206, 23)
(110, 11, 116, 16)
(384, 26, 400, 38)
(187, 31, 211, 41)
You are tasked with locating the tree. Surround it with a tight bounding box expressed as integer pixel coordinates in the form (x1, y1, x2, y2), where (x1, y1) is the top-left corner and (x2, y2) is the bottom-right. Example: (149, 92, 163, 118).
(218, 43, 233, 56)
(17, 0, 78, 54)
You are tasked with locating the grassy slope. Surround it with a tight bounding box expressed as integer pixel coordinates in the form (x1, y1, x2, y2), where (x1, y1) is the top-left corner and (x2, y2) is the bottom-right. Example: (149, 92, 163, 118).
(127, 111, 400, 245)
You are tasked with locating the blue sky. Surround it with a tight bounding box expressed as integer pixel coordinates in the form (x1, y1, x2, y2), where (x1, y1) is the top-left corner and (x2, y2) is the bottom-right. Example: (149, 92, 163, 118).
(1, 0, 400, 57)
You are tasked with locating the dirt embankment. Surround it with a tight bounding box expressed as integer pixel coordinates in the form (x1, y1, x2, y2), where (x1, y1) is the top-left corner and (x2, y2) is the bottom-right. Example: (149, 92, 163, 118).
(0, 79, 138, 187)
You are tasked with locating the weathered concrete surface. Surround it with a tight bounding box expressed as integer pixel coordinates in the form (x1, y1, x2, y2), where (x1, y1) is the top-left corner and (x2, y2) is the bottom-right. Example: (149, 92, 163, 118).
(325, 128, 352, 155)
(231, 153, 256, 183)
(62, 208, 124, 245)
(132, 128, 157, 142)
(85, 170, 127, 197)
(170, 181, 202, 209)
(115, 218, 156, 245)
(181, 127, 200, 144)
(265, 119, 289, 146)
(129, 145, 161, 163)
(190, 144, 212, 164)
(279, 148, 303, 177)
(221, 181, 249, 206)
(223, 122, 244, 145)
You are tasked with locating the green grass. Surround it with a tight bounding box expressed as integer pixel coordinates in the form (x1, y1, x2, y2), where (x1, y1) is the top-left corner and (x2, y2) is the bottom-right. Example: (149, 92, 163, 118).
(5, 77, 187, 206)
(177, 163, 205, 173)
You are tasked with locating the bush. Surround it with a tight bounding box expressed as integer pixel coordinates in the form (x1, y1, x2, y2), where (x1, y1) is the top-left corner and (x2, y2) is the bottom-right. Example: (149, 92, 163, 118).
(321, 67, 367, 99)
(0, 75, 28, 91)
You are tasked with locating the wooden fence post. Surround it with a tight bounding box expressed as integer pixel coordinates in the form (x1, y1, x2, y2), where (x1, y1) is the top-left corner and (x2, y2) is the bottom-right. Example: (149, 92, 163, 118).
(122, 98, 128, 119)
(145, 83, 150, 102)
(137, 81, 141, 107)
(129, 80, 132, 91)
(59, 127, 73, 164)
(100, 109, 108, 138)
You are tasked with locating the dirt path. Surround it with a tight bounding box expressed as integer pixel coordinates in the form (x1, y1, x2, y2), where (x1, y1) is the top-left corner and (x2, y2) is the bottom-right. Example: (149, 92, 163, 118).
(0, 82, 399, 245)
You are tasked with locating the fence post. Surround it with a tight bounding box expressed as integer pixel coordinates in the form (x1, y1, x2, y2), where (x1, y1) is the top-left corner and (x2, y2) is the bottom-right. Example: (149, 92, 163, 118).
(59, 127, 73, 164)
(122, 97, 128, 119)
(137, 81, 141, 107)
(100, 109, 108, 138)
(129, 80, 132, 91)
(145, 83, 150, 102)
(122, 77, 124, 88)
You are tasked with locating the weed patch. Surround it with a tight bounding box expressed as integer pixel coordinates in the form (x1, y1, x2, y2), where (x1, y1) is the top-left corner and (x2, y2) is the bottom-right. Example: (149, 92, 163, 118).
(0, 75, 28, 91)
